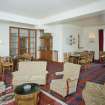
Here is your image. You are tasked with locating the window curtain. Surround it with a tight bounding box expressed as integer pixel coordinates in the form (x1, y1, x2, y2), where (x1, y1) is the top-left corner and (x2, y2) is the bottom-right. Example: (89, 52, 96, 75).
(99, 29, 104, 51)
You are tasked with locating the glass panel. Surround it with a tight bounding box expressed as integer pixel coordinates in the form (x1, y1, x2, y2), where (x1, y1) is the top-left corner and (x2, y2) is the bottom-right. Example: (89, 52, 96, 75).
(10, 36, 18, 43)
(30, 37, 35, 43)
(39, 30, 44, 36)
(10, 43, 18, 48)
(20, 36, 28, 49)
(11, 28, 18, 33)
(30, 49, 35, 54)
(20, 29, 28, 37)
(30, 30, 35, 37)
(11, 33, 18, 37)
(19, 36, 28, 55)
(10, 48, 18, 56)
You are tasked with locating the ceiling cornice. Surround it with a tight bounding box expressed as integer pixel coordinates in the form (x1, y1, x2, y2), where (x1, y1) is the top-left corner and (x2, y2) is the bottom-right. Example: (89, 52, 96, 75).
(42, 0, 105, 24)
(0, 11, 42, 25)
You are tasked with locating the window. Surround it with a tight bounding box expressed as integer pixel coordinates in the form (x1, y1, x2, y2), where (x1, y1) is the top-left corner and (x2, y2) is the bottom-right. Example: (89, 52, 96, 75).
(9, 27, 44, 59)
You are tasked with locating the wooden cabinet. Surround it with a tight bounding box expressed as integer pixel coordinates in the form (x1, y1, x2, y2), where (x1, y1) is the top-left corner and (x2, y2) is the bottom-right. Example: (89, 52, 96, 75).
(40, 50, 52, 61)
(40, 33, 52, 51)
(40, 50, 58, 61)
(39, 33, 58, 61)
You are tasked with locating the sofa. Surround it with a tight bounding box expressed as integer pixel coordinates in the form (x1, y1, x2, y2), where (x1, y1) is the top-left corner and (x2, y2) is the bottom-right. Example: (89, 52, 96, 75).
(13, 61, 47, 86)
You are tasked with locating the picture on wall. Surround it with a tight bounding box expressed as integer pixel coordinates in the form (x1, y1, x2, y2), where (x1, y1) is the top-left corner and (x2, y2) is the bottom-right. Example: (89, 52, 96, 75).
(69, 35, 75, 45)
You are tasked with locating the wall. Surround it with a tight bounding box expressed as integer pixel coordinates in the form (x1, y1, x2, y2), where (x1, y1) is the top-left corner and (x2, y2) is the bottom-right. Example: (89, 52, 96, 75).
(44, 24, 105, 61)
(0, 21, 35, 56)
(62, 24, 83, 53)
(0, 21, 9, 56)
(83, 25, 105, 60)
(82, 26, 99, 59)
(0, 20, 104, 60)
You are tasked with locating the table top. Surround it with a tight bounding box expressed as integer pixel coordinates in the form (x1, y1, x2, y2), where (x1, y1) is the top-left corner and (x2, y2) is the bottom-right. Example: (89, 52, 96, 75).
(71, 54, 81, 57)
(15, 83, 40, 95)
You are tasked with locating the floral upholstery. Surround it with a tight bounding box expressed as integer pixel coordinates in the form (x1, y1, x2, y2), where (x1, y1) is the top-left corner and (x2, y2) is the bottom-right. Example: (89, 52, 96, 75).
(82, 82, 105, 105)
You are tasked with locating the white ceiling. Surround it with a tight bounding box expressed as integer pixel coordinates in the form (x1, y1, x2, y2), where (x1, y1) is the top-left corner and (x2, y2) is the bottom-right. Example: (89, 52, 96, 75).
(0, 0, 98, 19)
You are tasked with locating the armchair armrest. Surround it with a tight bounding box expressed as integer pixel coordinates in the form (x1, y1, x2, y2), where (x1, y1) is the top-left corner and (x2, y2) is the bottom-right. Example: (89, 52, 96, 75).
(46, 73, 63, 84)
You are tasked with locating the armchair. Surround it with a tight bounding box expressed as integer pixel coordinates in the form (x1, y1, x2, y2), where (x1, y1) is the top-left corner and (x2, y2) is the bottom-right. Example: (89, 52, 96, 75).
(50, 63, 81, 97)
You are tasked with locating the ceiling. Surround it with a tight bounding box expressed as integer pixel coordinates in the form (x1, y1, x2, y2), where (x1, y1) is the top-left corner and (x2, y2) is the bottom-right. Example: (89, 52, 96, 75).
(0, 0, 98, 19)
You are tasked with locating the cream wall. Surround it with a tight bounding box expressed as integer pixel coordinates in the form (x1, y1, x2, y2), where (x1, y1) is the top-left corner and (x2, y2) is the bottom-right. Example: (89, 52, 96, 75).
(0, 21, 9, 56)
(62, 24, 83, 53)
(83, 25, 105, 60)
(82, 26, 99, 60)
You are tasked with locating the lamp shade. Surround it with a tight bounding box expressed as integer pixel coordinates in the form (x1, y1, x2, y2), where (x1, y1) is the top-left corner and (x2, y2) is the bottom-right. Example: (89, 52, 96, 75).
(89, 32, 95, 42)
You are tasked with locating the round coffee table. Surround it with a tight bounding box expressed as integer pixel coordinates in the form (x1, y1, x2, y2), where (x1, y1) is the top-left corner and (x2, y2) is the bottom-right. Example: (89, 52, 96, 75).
(15, 83, 40, 105)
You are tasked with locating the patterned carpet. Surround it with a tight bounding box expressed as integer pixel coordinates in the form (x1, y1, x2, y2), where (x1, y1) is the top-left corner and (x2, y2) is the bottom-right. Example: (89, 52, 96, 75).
(65, 63, 105, 105)
(1, 63, 105, 105)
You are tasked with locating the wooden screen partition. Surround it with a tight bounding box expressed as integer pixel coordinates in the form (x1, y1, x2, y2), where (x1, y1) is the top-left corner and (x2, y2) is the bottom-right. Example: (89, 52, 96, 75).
(9, 27, 44, 59)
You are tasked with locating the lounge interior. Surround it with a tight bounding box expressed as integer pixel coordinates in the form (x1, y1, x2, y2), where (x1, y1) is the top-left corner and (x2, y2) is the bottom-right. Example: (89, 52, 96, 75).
(0, 0, 105, 105)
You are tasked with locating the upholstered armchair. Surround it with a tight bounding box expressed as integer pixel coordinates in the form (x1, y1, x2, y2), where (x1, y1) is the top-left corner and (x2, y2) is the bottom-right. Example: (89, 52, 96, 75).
(13, 61, 47, 86)
(82, 82, 105, 105)
(50, 63, 81, 97)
